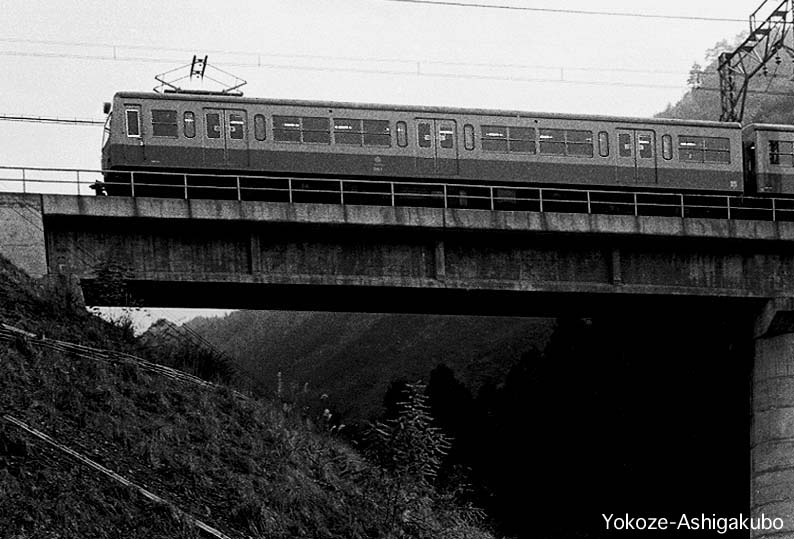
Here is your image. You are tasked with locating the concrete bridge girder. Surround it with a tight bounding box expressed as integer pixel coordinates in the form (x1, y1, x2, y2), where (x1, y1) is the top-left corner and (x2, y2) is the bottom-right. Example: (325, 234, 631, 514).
(23, 194, 794, 311)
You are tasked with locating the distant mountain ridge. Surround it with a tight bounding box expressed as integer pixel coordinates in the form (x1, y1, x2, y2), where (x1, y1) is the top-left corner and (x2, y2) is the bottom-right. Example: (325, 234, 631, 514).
(187, 311, 555, 421)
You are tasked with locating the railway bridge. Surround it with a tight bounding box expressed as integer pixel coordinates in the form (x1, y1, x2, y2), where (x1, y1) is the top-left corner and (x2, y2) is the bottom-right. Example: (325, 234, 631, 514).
(3, 188, 794, 535)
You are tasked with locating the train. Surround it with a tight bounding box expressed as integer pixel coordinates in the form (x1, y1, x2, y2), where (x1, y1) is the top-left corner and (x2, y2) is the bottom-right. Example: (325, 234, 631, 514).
(99, 91, 794, 200)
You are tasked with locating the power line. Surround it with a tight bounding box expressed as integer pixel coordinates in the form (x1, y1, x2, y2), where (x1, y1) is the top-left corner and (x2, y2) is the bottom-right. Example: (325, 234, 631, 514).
(696, 86, 794, 97)
(0, 50, 699, 91)
(0, 114, 105, 126)
(379, 0, 747, 22)
(0, 37, 417, 66)
(0, 36, 721, 78)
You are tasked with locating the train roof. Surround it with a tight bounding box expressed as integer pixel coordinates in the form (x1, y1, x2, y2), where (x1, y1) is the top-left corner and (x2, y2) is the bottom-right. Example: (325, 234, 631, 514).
(114, 91, 740, 130)
(742, 123, 794, 133)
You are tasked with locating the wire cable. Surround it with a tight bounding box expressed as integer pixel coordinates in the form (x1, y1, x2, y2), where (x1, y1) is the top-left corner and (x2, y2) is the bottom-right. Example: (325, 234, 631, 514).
(377, 0, 748, 22)
(0, 50, 704, 91)
(0, 114, 105, 126)
(0, 37, 723, 78)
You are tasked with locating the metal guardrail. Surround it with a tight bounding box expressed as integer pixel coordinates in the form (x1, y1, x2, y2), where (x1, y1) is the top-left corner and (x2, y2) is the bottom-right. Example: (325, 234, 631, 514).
(1, 165, 794, 222)
(0, 165, 104, 196)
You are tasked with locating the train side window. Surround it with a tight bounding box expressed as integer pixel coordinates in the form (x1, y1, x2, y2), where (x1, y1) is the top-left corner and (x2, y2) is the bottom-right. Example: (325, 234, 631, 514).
(679, 135, 729, 163)
(679, 136, 702, 161)
(509, 127, 536, 153)
(363, 120, 391, 147)
(228, 113, 245, 140)
(482, 125, 507, 152)
(125, 109, 140, 137)
(396, 121, 408, 147)
(273, 116, 301, 142)
(598, 131, 609, 157)
(661, 134, 672, 160)
(206, 113, 222, 139)
(334, 119, 362, 145)
(302, 117, 330, 144)
(636, 133, 653, 159)
(464, 124, 475, 150)
(539, 128, 565, 155)
(418, 122, 432, 148)
(152, 109, 178, 137)
(704, 137, 730, 163)
(254, 114, 266, 141)
(618, 133, 632, 157)
(566, 130, 593, 157)
(769, 140, 793, 166)
(183, 111, 195, 138)
(438, 123, 454, 149)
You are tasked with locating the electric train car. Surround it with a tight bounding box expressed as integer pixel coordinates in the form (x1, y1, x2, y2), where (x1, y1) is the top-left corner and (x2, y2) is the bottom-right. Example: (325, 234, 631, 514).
(743, 123, 794, 195)
(101, 91, 754, 198)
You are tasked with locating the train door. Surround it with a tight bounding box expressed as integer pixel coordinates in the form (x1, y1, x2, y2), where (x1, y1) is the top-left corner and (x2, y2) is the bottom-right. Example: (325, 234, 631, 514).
(616, 129, 657, 185)
(203, 108, 249, 168)
(416, 119, 459, 176)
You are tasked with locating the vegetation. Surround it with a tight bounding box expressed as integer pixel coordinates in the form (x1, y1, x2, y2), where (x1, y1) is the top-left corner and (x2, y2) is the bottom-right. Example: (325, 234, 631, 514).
(187, 310, 555, 419)
(0, 253, 495, 538)
(658, 33, 794, 123)
(0, 253, 135, 349)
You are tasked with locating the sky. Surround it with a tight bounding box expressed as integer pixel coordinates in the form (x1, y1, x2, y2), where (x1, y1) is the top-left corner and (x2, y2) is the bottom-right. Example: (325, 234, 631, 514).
(0, 0, 764, 328)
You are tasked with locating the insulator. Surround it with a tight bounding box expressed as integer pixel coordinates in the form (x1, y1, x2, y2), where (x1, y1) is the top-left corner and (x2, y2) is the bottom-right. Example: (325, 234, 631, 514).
(776, 55, 782, 65)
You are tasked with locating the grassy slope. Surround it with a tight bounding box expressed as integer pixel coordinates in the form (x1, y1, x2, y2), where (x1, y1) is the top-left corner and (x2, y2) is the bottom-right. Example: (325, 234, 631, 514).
(0, 256, 134, 351)
(0, 256, 494, 538)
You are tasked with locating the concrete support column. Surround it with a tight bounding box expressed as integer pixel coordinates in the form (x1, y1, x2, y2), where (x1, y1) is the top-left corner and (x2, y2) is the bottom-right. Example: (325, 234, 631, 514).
(610, 248, 622, 285)
(753, 298, 794, 537)
(434, 240, 446, 281)
(249, 233, 261, 274)
(0, 193, 47, 277)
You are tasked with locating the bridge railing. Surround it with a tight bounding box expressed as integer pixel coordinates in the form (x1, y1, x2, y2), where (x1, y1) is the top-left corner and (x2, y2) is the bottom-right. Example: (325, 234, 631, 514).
(0, 165, 104, 197)
(1, 165, 793, 222)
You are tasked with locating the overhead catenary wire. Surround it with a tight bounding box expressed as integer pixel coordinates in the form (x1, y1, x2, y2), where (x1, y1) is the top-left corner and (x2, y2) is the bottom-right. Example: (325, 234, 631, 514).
(0, 49, 735, 92)
(0, 114, 105, 126)
(0, 36, 729, 78)
(377, 0, 748, 22)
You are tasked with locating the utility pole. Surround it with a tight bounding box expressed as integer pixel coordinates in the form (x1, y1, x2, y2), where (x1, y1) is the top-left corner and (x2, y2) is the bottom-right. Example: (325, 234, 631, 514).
(718, 0, 794, 122)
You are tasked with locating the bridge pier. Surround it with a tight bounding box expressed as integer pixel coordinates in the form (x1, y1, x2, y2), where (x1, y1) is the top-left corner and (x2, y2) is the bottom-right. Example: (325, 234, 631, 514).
(753, 298, 794, 537)
(0, 193, 47, 277)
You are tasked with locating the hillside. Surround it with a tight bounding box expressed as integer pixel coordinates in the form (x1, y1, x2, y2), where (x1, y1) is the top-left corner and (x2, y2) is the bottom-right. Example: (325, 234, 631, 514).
(186, 311, 555, 421)
(657, 34, 794, 123)
(0, 255, 495, 538)
(0, 257, 134, 350)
